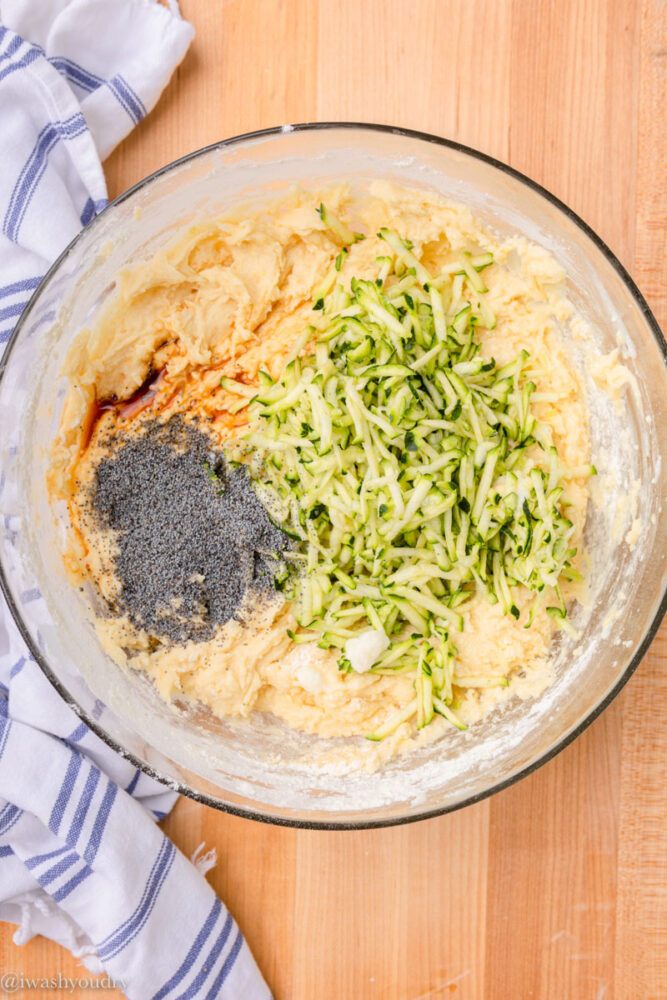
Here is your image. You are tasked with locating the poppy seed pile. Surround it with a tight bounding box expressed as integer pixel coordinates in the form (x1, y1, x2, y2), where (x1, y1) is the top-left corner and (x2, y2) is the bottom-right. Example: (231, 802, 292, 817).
(92, 415, 288, 644)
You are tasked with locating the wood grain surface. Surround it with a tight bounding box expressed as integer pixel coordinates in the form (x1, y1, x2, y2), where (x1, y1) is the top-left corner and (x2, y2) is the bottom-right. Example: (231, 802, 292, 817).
(1, 2, 665, 998)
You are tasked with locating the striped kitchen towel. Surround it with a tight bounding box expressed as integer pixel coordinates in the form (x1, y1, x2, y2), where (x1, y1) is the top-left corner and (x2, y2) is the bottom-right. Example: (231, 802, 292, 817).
(0, 3, 271, 998)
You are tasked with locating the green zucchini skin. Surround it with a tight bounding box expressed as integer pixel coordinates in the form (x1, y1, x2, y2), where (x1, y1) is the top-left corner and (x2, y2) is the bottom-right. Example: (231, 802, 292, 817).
(223, 213, 592, 739)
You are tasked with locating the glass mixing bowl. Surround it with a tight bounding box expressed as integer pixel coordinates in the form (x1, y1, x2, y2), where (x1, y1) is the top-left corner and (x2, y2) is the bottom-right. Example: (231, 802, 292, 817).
(1, 124, 665, 828)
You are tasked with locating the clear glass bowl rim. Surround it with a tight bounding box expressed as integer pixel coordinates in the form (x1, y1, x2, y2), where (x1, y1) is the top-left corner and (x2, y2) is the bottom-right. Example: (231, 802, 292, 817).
(1, 121, 665, 830)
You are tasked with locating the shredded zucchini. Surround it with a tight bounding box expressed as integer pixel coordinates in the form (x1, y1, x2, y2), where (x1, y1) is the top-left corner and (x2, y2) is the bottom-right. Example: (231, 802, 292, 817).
(225, 212, 594, 739)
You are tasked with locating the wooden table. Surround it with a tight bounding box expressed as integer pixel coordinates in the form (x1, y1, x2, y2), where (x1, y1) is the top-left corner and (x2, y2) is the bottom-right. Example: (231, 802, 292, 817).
(2, 2, 665, 998)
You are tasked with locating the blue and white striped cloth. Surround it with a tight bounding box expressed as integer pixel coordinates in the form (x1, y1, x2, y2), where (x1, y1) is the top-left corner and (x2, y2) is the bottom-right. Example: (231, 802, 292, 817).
(0, 3, 271, 997)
